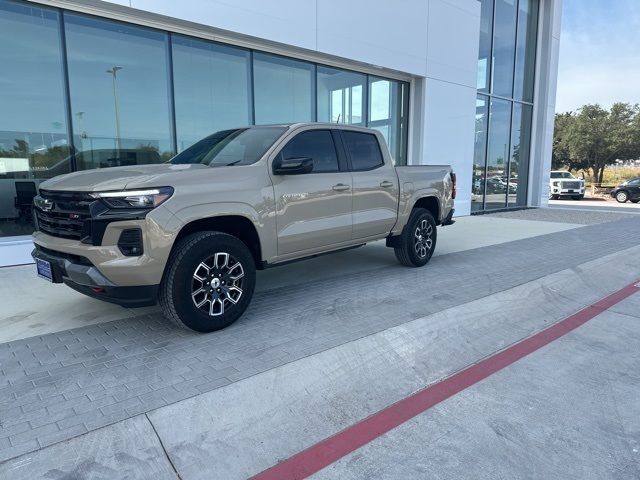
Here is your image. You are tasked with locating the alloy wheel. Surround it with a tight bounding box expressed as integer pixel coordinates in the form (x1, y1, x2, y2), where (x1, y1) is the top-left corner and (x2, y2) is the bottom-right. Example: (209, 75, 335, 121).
(414, 219, 433, 258)
(191, 252, 244, 316)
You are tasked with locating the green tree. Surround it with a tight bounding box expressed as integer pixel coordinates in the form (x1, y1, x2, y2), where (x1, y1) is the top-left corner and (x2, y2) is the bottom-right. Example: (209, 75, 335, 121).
(553, 103, 640, 184)
(552, 112, 578, 170)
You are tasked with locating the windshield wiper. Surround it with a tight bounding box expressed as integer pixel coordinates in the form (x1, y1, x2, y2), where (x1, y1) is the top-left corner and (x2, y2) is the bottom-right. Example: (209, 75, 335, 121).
(224, 160, 243, 166)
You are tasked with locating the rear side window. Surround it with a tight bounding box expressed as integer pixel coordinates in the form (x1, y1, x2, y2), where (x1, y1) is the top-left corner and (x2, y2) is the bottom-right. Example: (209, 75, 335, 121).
(281, 130, 339, 173)
(342, 131, 384, 171)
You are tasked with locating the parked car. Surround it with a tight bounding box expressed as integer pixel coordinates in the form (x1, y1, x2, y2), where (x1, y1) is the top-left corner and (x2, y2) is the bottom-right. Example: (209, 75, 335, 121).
(485, 177, 516, 194)
(549, 170, 585, 200)
(610, 177, 640, 203)
(32, 124, 456, 332)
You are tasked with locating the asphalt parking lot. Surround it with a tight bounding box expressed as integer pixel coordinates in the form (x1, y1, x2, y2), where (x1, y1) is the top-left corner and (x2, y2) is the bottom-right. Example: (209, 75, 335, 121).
(550, 196, 640, 213)
(0, 208, 639, 479)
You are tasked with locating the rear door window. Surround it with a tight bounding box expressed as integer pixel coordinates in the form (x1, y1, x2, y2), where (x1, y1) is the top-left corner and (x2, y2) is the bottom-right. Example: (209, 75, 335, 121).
(342, 131, 384, 171)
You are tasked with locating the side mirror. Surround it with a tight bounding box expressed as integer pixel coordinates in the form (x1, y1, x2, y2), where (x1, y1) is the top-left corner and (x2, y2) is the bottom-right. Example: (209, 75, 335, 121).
(273, 156, 313, 175)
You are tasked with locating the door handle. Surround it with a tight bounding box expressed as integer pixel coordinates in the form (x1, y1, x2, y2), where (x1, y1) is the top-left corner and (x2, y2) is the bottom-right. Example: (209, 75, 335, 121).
(332, 183, 351, 192)
(380, 181, 394, 188)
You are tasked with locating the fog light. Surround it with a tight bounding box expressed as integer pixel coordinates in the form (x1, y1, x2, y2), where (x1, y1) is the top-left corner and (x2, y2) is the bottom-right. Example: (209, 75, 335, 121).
(118, 228, 143, 256)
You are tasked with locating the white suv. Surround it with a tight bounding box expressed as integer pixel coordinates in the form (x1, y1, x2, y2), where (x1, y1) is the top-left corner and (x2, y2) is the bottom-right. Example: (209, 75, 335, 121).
(549, 171, 585, 200)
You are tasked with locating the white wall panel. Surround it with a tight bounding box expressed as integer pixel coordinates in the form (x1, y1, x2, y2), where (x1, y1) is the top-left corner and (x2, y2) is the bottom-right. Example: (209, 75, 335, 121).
(537, 105, 556, 207)
(551, 0, 563, 39)
(130, 0, 317, 50)
(546, 35, 560, 109)
(426, 0, 481, 88)
(421, 78, 477, 216)
(316, 0, 429, 76)
(529, 0, 562, 207)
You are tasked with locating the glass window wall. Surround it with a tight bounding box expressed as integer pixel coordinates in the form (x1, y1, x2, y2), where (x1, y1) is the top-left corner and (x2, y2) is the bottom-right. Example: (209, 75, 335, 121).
(0, 0, 410, 237)
(514, 0, 539, 102)
(485, 98, 511, 210)
(317, 66, 365, 125)
(172, 35, 251, 152)
(477, 0, 494, 92)
(472, 96, 489, 212)
(0, 0, 70, 236)
(253, 53, 314, 124)
(368, 77, 409, 165)
(492, 0, 518, 98)
(473, 0, 538, 211)
(64, 13, 173, 170)
(508, 103, 532, 206)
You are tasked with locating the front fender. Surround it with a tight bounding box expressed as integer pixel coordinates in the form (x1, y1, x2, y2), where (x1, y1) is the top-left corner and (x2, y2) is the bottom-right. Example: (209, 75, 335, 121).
(167, 202, 277, 262)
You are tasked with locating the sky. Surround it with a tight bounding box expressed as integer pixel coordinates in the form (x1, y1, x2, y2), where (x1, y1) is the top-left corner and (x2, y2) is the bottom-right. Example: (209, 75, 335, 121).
(556, 0, 640, 113)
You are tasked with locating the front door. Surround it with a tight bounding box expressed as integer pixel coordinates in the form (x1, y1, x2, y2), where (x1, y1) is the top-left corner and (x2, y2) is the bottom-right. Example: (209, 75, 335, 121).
(628, 179, 640, 199)
(271, 129, 353, 256)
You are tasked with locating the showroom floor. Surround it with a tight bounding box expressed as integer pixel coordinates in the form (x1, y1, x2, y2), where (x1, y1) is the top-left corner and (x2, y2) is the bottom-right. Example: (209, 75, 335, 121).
(0, 209, 639, 479)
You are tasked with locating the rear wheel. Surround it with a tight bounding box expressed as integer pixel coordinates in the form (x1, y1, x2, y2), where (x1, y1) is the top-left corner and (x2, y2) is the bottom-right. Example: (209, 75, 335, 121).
(616, 191, 629, 203)
(394, 208, 437, 267)
(159, 232, 256, 332)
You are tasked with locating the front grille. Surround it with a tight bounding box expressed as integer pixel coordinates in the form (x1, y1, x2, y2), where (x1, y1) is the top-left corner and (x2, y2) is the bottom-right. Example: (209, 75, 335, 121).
(35, 190, 93, 240)
(562, 181, 581, 189)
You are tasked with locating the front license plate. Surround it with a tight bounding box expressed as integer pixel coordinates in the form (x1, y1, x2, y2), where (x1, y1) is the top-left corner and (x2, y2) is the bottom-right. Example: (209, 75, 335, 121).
(568, 189, 575, 193)
(35, 258, 53, 282)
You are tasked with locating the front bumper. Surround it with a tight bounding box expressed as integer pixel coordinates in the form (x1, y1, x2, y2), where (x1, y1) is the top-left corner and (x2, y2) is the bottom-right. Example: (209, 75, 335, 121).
(32, 245, 158, 307)
(31, 204, 176, 286)
(551, 187, 585, 196)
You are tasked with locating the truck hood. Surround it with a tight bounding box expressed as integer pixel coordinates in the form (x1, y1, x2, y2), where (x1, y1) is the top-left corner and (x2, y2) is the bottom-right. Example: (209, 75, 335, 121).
(39, 163, 210, 192)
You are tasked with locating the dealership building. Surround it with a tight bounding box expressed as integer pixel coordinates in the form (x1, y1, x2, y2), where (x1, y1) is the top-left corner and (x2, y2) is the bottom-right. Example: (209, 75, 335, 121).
(0, 0, 561, 265)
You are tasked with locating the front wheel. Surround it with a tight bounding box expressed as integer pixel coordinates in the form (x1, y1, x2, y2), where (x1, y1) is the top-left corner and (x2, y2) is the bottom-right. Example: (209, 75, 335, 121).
(159, 231, 256, 332)
(616, 191, 629, 203)
(631, 199, 639, 204)
(394, 208, 437, 267)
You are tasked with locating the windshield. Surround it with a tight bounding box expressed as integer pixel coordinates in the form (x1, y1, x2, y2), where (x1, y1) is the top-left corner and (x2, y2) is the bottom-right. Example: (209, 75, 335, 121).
(550, 171, 576, 179)
(170, 127, 286, 167)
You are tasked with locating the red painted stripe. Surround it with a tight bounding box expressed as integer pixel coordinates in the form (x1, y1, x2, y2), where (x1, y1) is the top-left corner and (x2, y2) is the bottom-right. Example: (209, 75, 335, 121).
(251, 281, 640, 480)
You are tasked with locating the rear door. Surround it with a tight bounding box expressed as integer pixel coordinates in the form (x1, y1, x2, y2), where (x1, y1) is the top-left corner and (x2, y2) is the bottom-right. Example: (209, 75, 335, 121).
(271, 129, 353, 256)
(341, 130, 399, 239)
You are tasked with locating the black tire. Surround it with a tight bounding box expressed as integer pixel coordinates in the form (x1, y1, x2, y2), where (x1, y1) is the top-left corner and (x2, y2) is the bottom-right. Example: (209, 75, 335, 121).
(394, 208, 437, 267)
(159, 231, 256, 332)
(572, 195, 584, 200)
(631, 199, 639, 204)
(615, 191, 629, 203)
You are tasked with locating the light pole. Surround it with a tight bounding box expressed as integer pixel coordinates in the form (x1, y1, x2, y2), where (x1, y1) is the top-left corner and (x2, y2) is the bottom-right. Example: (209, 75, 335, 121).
(106, 66, 123, 152)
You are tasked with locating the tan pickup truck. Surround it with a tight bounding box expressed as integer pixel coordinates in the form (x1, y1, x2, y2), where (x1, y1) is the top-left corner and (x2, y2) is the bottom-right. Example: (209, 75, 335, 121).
(32, 124, 455, 332)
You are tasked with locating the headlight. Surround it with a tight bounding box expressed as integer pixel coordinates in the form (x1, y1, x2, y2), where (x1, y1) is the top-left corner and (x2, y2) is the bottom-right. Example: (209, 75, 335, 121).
(91, 187, 174, 209)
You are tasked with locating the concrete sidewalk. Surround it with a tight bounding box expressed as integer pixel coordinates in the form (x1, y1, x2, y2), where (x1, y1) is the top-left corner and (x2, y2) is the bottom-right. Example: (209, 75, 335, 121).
(313, 296, 640, 480)
(0, 209, 638, 478)
(1, 223, 639, 478)
(0, 212, 582, 343)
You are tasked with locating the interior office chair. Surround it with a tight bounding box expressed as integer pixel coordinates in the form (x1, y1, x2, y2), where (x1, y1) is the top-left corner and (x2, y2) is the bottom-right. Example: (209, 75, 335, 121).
(14, 181, 38, 224)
